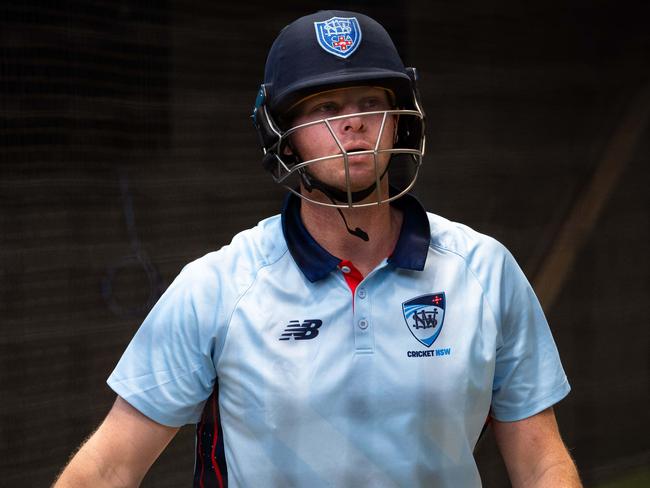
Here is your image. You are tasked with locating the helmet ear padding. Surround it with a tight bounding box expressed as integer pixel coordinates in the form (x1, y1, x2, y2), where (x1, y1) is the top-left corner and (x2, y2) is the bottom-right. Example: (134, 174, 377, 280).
(254, 84, 308, 175)
(261, 152, 278, 174)
(394, 67, 425, 151)
(252, 85, 281, 149)
(395, 114, 425, 151)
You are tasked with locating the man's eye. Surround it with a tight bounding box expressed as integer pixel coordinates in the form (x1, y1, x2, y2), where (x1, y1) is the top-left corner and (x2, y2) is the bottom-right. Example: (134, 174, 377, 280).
(362, 98, 386, 110)
(314, 102, 338, 114)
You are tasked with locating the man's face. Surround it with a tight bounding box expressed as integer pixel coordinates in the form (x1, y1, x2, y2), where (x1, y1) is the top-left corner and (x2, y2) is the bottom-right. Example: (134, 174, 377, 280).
(284, 86, 397, 195)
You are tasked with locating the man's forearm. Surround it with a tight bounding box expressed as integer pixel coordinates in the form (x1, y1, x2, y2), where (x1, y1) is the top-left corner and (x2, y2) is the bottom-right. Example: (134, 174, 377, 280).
(53, 441, 138, 488)
(511, 449, 582, 488)
(53, 397, 178, 488)
(494, 408, 582, 488)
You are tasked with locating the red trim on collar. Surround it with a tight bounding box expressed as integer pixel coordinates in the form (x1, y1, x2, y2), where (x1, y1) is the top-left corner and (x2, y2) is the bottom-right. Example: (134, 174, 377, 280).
(338, 260, 363, 296)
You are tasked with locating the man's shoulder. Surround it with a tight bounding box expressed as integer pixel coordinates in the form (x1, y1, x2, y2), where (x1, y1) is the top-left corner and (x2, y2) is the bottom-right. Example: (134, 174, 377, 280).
(425, 212, 509, 265)
(181, 214, 289, 285)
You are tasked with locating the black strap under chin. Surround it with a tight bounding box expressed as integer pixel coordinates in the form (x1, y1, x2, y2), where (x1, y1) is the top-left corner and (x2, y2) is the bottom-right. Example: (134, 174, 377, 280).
(299, 160, 391, 205)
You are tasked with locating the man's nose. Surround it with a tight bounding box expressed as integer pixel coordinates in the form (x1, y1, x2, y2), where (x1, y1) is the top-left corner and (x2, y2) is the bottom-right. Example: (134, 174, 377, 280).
(341, 112, 365, 132)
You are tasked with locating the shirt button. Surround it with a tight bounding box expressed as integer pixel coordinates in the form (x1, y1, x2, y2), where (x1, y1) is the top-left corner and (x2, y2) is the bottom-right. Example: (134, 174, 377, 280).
(357, 288, 367, 299)
(341, 265, 351, 274)
(358, 319, 368, 329)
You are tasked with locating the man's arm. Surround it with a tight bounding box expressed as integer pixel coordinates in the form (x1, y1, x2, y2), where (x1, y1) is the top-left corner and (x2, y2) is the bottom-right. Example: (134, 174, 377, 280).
(493, 407, 581, 488)
(53, 396, 179, 487)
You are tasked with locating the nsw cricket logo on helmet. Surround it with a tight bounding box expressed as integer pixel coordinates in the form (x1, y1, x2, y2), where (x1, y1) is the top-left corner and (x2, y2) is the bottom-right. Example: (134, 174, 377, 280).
(314, 16, 362, 59)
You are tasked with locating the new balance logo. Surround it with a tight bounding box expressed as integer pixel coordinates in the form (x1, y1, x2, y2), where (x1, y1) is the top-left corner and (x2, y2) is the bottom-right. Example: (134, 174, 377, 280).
(279, 319, 323, 341)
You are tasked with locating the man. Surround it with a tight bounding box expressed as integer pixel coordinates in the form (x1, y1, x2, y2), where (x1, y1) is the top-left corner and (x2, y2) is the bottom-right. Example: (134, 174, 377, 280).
(55, 10, 581, 487)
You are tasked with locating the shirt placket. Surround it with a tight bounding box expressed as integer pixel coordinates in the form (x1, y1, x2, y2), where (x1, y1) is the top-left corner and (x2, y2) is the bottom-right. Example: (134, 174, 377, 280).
(338, 260, 374, 354)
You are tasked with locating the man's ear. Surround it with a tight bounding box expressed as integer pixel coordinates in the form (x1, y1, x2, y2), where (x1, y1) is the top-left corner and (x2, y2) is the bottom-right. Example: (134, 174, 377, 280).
(282, 136, 300, 157)
(279, 136, 301, 167)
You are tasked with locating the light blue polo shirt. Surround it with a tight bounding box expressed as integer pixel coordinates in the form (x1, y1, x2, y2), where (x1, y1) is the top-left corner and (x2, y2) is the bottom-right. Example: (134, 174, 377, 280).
(108, 192, 570, 487)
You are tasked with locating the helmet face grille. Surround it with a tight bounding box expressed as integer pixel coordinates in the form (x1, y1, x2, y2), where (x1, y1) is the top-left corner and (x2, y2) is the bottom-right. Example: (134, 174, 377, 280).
(267, 109, 425, 208)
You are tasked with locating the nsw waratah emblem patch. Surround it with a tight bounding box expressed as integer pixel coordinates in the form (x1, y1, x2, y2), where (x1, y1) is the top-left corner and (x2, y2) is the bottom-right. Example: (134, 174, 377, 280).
(314, 16, 362, 59)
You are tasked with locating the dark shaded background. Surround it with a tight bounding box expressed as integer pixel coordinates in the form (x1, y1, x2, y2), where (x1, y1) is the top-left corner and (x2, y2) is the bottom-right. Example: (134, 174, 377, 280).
(1, 1, 648, 486)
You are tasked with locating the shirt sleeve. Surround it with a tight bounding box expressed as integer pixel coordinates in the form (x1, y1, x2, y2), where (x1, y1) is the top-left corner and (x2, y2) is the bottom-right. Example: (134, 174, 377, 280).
(107, 258, 224, 427)
(489, 246, 571, 422)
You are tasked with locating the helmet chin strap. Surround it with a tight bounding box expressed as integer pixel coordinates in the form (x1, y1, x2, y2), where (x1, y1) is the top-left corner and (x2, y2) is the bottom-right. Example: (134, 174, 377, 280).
(299, 170, 378, 204)
(298, 163, 391, 242)
(333, 203, 370, 241)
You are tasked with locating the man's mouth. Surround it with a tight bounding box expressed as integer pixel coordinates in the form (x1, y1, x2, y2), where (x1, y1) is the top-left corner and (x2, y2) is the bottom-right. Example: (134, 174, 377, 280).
(343, 144, 373, 155)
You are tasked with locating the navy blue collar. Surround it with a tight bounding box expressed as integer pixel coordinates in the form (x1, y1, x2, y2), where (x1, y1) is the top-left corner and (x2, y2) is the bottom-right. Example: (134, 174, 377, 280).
(281, 192, 430, 282)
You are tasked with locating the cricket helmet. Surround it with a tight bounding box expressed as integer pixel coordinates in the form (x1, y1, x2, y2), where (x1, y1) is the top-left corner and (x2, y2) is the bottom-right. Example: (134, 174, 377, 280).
(252, 10, 425, 207)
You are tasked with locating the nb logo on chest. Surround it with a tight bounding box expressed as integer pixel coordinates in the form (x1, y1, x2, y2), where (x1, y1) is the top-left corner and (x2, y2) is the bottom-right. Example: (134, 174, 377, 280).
(279, 319, 323, 341)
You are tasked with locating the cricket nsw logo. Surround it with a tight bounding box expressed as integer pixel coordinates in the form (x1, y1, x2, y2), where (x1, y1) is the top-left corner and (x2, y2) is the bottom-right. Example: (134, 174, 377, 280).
(402, 293, 446, 347)
(314, 16, 362, 59)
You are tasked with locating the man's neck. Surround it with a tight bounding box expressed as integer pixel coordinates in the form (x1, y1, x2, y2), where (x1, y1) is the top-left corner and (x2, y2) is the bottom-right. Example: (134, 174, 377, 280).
(299, 198, 403, 277)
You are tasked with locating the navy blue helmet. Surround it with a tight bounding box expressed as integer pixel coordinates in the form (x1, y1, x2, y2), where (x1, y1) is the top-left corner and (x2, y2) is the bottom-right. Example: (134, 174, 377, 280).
(252, 10, 425, 208)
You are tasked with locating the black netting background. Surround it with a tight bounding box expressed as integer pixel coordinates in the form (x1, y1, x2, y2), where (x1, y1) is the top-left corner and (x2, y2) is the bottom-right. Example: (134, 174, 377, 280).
(1, 1, 648, 486)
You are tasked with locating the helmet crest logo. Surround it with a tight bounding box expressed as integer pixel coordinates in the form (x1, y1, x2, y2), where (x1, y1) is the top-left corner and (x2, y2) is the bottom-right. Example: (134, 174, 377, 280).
(314, 17, 362, 59)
